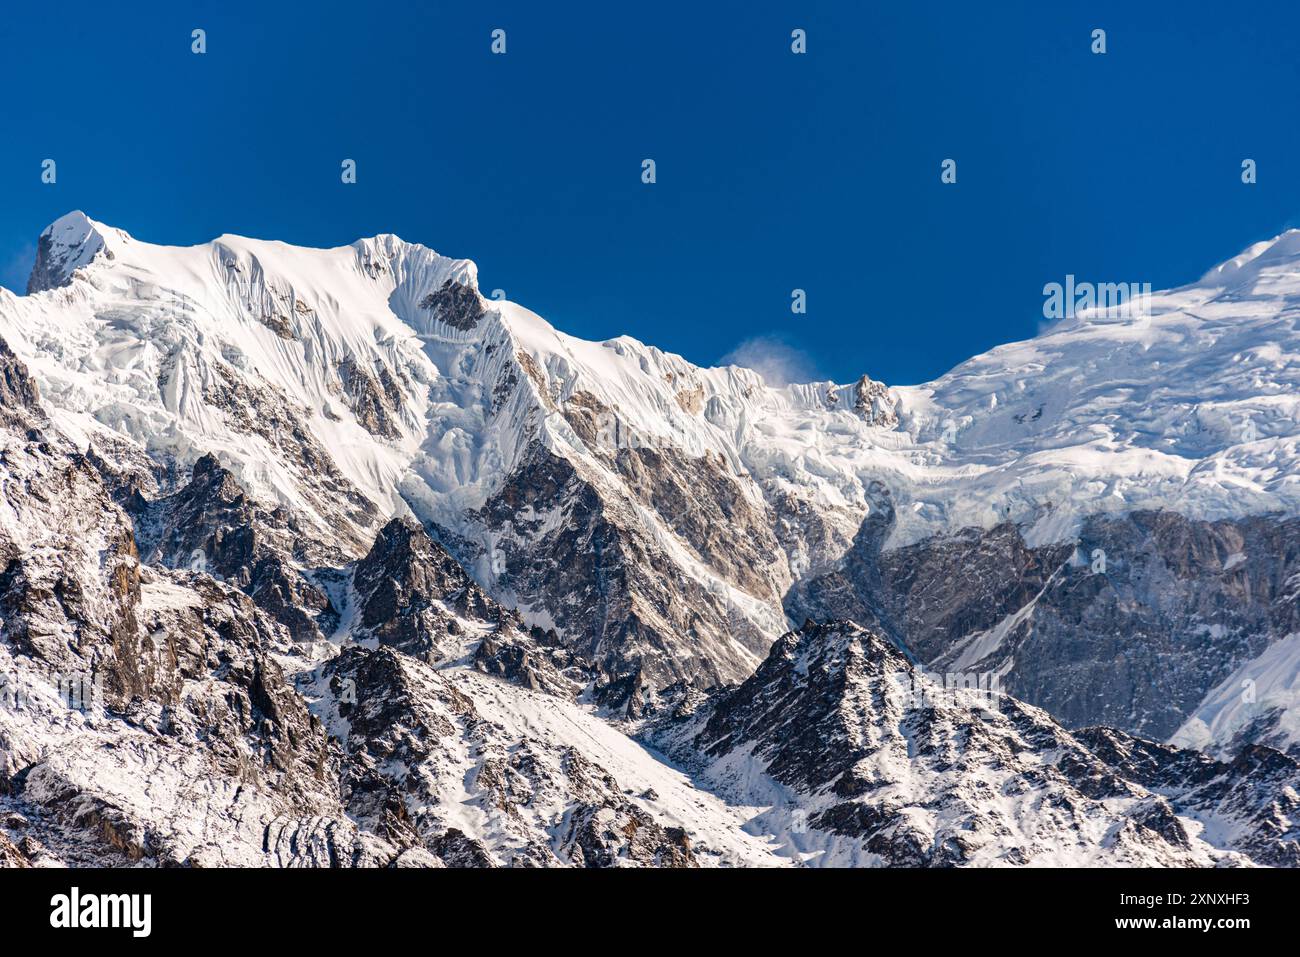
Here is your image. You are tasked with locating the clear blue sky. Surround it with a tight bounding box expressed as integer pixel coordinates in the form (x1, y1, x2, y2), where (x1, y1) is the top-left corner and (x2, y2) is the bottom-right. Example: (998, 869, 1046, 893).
(3, 1, 1299, 385)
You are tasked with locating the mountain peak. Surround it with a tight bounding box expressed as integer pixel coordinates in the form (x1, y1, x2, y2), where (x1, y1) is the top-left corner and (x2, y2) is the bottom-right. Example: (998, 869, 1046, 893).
(27, 211, 130, 294)
(1198, 227, 1300, 287)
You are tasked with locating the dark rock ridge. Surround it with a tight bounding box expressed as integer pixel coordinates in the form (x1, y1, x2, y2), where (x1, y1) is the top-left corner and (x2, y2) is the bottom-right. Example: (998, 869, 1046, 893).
(1076, 727, 1300, 867)
(653, 619, 1297, 866)
(131, 453, 337, 643)
(26, 216, 108, 295)
(851, 374, 897, 427)
(472, 626, 587, 699)
(352, 516, 498, 654)
(337, 356, 404, 440)
(475, 410, 784, 707)
(317, 645, 695, 867)
(0, 338, 41, 427)
(351, 516, 587, 695)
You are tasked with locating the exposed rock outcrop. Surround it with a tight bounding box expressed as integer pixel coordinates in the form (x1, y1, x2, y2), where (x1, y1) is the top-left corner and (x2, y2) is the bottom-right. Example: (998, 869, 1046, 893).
(790, 505, 1300, 741)
(420, 278, 487, 331)
(652, 620, 1288, 866)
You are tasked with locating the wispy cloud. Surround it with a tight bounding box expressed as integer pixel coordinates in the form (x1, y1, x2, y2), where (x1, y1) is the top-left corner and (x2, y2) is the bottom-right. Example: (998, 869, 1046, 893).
(718, 334, 823, 387)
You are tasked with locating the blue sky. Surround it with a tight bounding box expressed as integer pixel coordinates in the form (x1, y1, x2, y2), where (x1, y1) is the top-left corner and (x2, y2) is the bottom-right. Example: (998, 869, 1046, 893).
(3, 1, 1300, 385)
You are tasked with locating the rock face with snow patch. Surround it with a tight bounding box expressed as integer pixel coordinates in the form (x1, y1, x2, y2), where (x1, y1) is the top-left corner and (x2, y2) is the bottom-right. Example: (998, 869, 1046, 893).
(131, 453, 338, 642)
(1077, 727, 1300, 867)
(474, 442, 777, 703)
(25, 213, 114, 295)
(351, 517, 497, 655)
(791, 508, 1300, 740)
(0, 337, 370, 865)
(850, 374, 898, 427)
(419, 278, 488, 331)
(314, 645, 697, 866)
(651, 620, 1293, 866)
(0, 338, 41, 425)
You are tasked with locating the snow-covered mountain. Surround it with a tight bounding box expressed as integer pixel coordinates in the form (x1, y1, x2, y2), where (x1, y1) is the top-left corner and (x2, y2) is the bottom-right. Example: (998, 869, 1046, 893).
(2, 212, 1299, 866)
(650, 620, 1297, 866)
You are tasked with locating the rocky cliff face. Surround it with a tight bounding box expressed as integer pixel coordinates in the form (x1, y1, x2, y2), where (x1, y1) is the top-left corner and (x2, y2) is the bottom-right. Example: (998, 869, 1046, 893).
(1075, 727, 1300, 867)
(419, 278, 488, 331)
(313, 646, 696, 867)
(0, 338, 41, 428)
(649, 620, 1294, 866)
(0, 336, 365, 866)
(789, 503, 1300, 742)
(851, 375, 898, 427)
(474, 442, 776, 704)
(131, 453, 338, 643)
